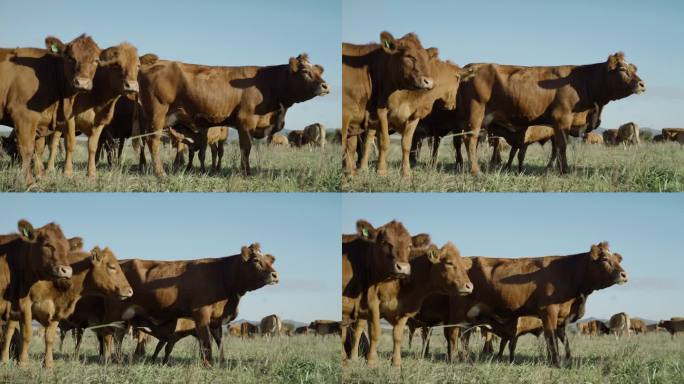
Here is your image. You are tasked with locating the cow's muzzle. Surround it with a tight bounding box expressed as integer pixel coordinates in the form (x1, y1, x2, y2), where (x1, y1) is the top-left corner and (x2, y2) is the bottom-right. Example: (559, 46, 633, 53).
(317, 82, 330, 96)
(268, 272, 279, 284)
(634, 81, 646, 94)
(458, 282, 474, 295)
(123, 80, 139, 94)
(72, 77, 93, 91)
(393, 262, 411, 278)
(614, 271, 628, 285)
(118, 287, 134, 299)
(415, 76, 434, 90)
(52, 265, 73, 279)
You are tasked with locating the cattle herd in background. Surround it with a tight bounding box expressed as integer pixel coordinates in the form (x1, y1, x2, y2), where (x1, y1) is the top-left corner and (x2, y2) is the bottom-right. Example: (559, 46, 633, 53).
(0, 219, 322, 369)
(0, 34, 330, 185)
(342, 31, 682, 178)
(341, 219, 682, 368)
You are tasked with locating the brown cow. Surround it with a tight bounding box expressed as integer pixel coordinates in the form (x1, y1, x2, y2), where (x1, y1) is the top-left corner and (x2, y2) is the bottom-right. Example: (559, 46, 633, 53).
(95, 244, 277, 366)
(228, 323, 242, 337)
(444, 242, 627, 366)
(139, 53, 327, 177)
(584, 132, 604, 144)
(309, 320, 341, 335)
(603, 129, 620, 145)
(240, 322, 259, 338)
(662, 128, 684, 144)
(40, 43, 140, 178)
(1, 246, 131, 368)
(348, 242, 473, 367)
(451, 53, 644, 175)
(486, 124, 554, 171)
(609, 312, 631, 337)
(585, 319, 610, 336)
(652, 134, 665, 143)
(342, 31, 436, 176)
(168, 125, 229, 172)
(145, 318, 200, 364)
(0, 35, 102, 184)
(658, 318, 684, 339)
(268, 133, 289, 146)
(288, 130, 305, 147)
(630, 318, 646, 334)
(260, 314, 283, 337)
(355, 59, 467, 178)
(617, 122, 640, 146)
(302, 123, 327, 148)
(342, 219, 430, 366)
(295, 326, 310, 335)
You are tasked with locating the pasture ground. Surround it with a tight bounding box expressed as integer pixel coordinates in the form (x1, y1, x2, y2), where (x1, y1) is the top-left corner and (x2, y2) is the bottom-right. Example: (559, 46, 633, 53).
(0, 332, 339, 383)
(343, 330, 684, 384)
(0, 136, 341, 192)
(342, 140, 684, 192)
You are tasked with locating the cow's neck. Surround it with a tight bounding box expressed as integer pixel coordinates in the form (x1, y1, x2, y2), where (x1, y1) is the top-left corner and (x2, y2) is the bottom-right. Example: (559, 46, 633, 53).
(580, 63, 615, 108)
(396, 256, 436, 313)
(222, 255, 258, 296)
(67, 256, 96, 297)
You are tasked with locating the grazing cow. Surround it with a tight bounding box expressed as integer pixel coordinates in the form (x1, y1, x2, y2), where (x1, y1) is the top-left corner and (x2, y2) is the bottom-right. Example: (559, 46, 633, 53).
(342, 31, 436, 176)
(240, 322, 259, 338)
(1, 246, 132, 368)
(354, 59, 468, 178)
(652, 134, 665, 143)
(40, 43, 140, 178)
(138, 53, 327, 177)
(609, 312, 631, 337)
(578, 322, 589, 334)
(342, 219, 431, 366)
(586, 319, 610, 336)
(168, 125, 229, 172)
(287, 130, 305, 147)
(584, 132, 604, 144)
(260, 314, 282, 337)
(442, 242, 627, 366)
(658, 318, 684, 339)
(268, 133, 289, 146)
(348, 242, 473, 367)
(629, 318, 646, 334)
(661, 128, 684, 144)
(603, 129, 620, 145)
(486, 124, 555, 172)
(450, 53, 643, 175)
(228, 323, 242, 337)
(302, 123, 327, 148)
(98, 243, 277, 366)
(309, 320, 341, 335)
(0, 35, 102, 184)
(617, 122, 640, 146)
(295, 326, 309, 335)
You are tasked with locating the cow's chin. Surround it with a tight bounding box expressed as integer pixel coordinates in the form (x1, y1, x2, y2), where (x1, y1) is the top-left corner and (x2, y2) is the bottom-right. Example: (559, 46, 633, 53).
(124, 92, 137, 101)
(614, 277, 628, 285)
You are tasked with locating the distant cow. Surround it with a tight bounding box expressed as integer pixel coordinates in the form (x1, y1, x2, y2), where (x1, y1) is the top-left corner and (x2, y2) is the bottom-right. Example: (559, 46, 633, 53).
(309, 320, 341, 335)
(288, 130, 305, 147)
(240, 322, 259, 338)
(630, 318, 646, 334)
(603, 129, 620, 145)
(617, 122, 640, 146)
(584, 132, 604, 145)
(661, 128, 684, 144)
(228, 323, 242, 337)
(295, 326, 309, 335)
(586, 320, 610, 336)
(303, 123, 326, 148)
(609, 312, 631, 337)
(260, 314, 282, 337)
(268, 133, 289, 146)
(168, 125, 228, 172)
(658, 318, 684, 339)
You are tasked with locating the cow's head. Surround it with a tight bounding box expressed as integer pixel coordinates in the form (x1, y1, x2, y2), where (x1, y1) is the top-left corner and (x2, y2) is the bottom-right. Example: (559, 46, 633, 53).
(99, 43, 140, 97)
(585, 242, 628, 290)
(420, 242, 473, 296)
(16, 219, 72, 280)
(605, 52, 645, 98)
(85, 247, 133, 299)
(356, 219, 430, 279)
(432, 60, 464, 111)
(288, 53, 330, 100)
(45, 34, 101, 91)
(380, 31, 436, 91)
(239, 243, 279, 290)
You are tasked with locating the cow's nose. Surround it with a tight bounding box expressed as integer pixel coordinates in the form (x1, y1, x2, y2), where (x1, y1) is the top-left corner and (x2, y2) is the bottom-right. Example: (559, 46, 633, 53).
(121, 287, 133, 298)
(637, 81, 645, 91)
(461, 282, 474, 294)
(55, 265, 73, 279)
(123, 80, 139, 93)
(620, 271, 628, 281)
(419, 77, 434, 90)
(318, 83, 330, 95)
(270, 272, 279, 282)
(72, 77, 92, 91)
(394, 262, 411, 277)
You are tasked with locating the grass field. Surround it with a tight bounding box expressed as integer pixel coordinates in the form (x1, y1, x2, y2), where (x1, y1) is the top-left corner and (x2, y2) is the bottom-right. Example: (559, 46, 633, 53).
(0, 332, 339, 384)
(0, 139, 342, 192)
(342, 140, 684, 192)
(343, 330, 684, 384)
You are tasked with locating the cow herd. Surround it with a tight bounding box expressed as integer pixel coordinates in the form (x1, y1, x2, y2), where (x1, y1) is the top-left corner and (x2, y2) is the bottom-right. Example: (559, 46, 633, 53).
(0, 34, 330, 185)
(0, 219, 288, 368)
(342, 31, 651, 178)
(342, 219, 634, 368)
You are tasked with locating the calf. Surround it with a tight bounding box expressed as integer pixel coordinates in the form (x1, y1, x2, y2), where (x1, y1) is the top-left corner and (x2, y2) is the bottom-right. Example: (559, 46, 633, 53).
(168, 125, 229, 172)
(486, 124, 554, 172)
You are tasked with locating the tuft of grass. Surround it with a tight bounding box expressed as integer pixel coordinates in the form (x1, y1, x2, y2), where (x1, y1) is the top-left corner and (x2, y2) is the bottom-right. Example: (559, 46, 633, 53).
(0, 332, 339, 384)
(0, 141, 342, 192)
(342, 141, 684, 192)
(343, 331, 684, 384)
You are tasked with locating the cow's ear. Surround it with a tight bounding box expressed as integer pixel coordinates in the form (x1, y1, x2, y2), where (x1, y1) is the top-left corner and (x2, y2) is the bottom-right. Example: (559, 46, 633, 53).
(140, 53, 158, 66)
(265, 254, 276, 264)
(380, 31, 398, 54)
(614, 253, 623, 263)
(17, 219, 37, 243)
(607, 53, 623, 70)
(68, 237, 83, 251)
(314, 64, 324, 74)
(45, 36, 66, 56)
(241, 246, 252, 261)
(411, 233, 431, 248)
(90, 247, 103, 264)
(427, 47, 439, 60)
(356, 220, 377, 241)
(99, 47, 118, 66)
(427, 245, 440, 264)
(289, 57, 299, 73)
(590, 244, 601, 260)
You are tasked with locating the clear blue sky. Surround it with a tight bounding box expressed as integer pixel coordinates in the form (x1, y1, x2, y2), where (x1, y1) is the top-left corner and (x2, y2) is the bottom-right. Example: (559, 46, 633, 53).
(0, 193, 341, 323)
(343, 0, 684, 130)
(342, 193, 684, 321)
(0, 0, 340, 131)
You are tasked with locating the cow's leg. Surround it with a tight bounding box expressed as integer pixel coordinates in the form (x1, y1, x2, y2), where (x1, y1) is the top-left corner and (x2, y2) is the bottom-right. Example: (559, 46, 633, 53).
(216, 142, 224, 172)
(490, 143, 501, 167)
(409, 132, 422, 168)
(505, 145, 517, 170)
(445, 326, 461, 362)
(552, 119, 571, 174)
(358, 129, 375, 171)
(367, 298, 381, 366)
(465, 110, 484, 175)
(391, 317, 408, 367)
(86, 125, 105, 178)
(74, 328, 84, 357)
(210, 144, 218, 171)
(18, 301, 33, 366)
(375, 108, 390, 176)
(198, 134, 208, 173)
(453, 135, 464, 171)
(557, 325, 571, 360)
(15, 120, 37, 185)
(147, 106, 168, 177)
(210, 325, 225, 364)
(162, 340, 177, 364)
(192, 308, 213, 366)
(63, 118, 76, 177)
(117, 139, 125, 165)
(546, 139, 557, 168)
(186, 148, 195, 172)
(497, 337, 507, 359)
(1, 320, 17, 362)
(541, 307, 561, 367)
(59, 328, 66, 354)
(517, 144, 528, 173)
(430, 135, 441, 166)
(236, 122, 255, 175)
(151, 340, 164, 362)
(508, 336, 518, 363)
(47, 130, 62, 171)
(43, 321, 59, 368)
(33, 135, 46, 177)
(421, 327, 430, 358)
(400, 119, 419, 178)
(350, 318, 366, 360)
